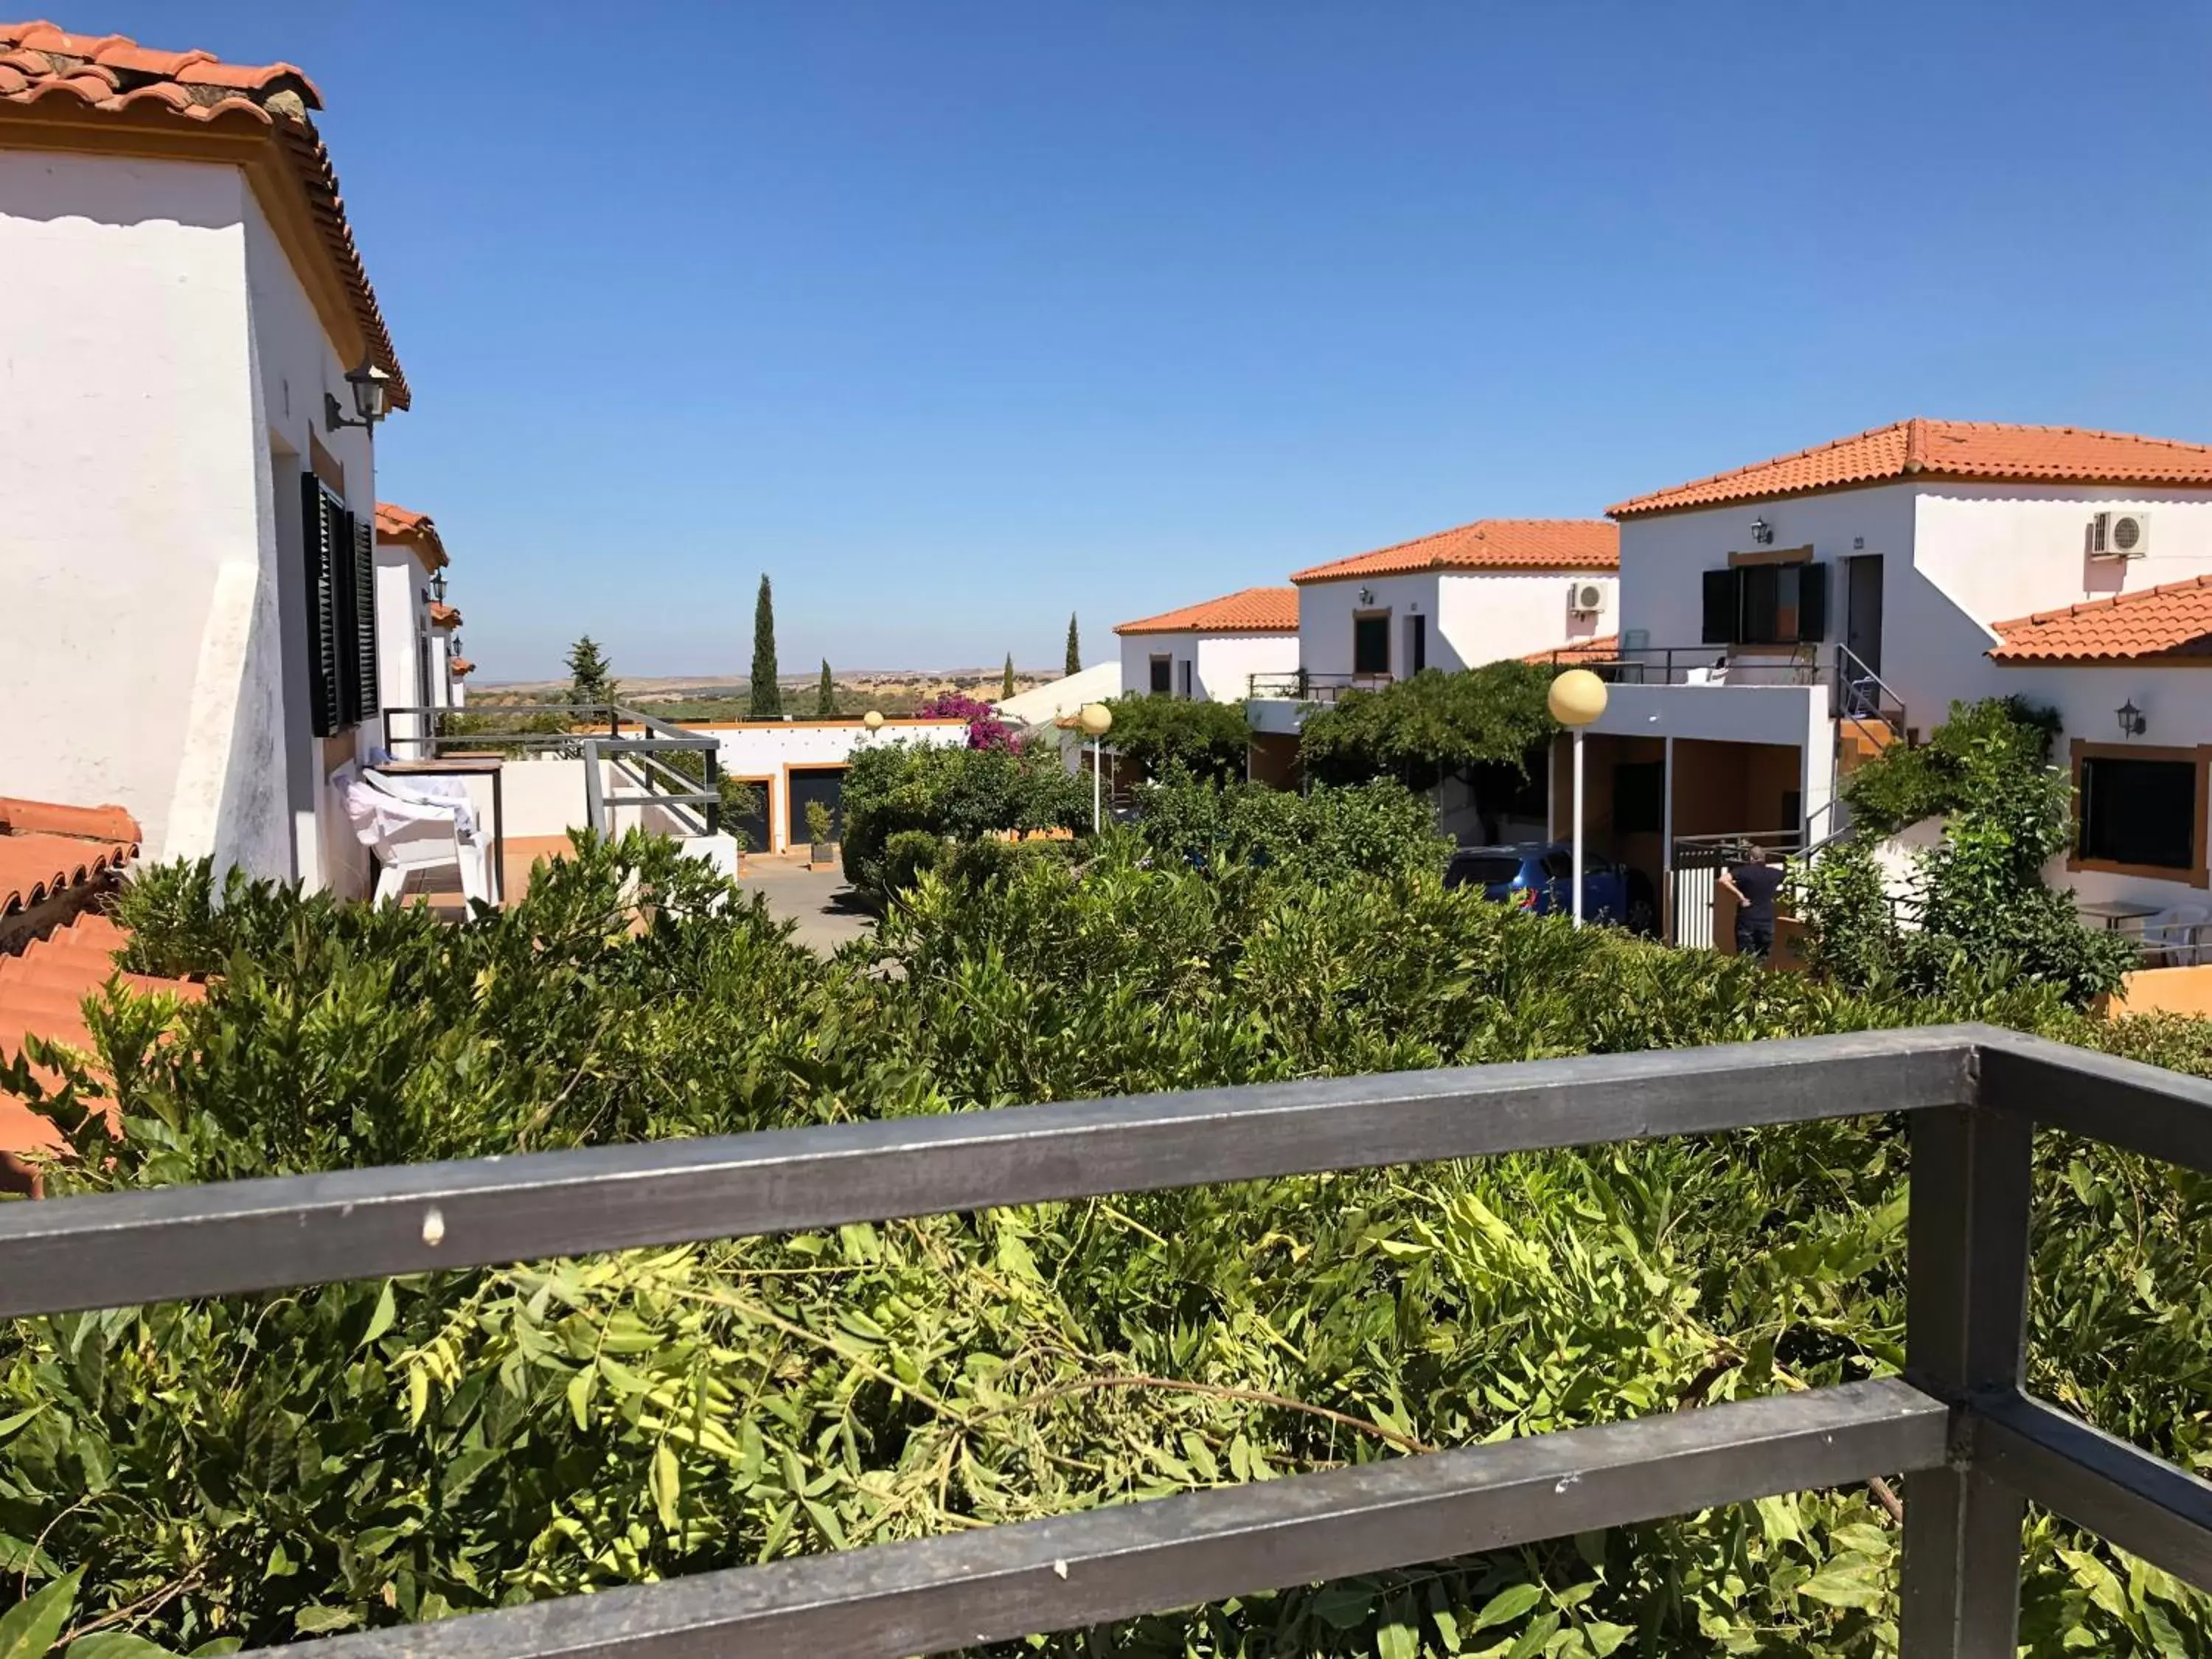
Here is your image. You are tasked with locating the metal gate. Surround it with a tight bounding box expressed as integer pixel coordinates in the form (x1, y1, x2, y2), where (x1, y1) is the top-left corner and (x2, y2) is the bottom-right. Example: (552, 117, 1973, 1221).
(1669, 831, 1801, 948)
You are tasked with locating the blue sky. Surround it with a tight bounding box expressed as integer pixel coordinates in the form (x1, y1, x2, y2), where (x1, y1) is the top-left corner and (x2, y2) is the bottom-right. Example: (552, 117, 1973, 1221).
(94, 1, 2212, 679)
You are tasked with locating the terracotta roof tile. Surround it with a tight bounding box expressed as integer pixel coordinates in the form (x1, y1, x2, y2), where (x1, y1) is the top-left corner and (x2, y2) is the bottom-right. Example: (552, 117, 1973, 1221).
(1610, 420, 2212, 519)
(448, 657, 475, 678)
(1291, 519, 1618, 584)
(0, 20, 406, 408)
(0, 908, 199, 1194)
(1524, 634, 1620, 666)
(375, 501, 448, 569)
(1115, 586, 1299, 636)
(428, 602, 462, 630)
(1989, 574, 2212, 664)
(0, 799, 139, 917)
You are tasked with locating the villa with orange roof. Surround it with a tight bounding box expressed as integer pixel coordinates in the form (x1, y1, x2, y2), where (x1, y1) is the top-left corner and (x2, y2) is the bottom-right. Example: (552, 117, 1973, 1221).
(1552, 418, 2212, 947)
(0, 19, 407, 891)
(1114, 586, 1301, 703)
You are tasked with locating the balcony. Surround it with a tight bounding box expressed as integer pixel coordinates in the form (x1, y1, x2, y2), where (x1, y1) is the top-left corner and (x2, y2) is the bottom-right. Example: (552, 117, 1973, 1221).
(376, 702, 728, 902)
(4, 1026, 2208, 1656)
(1245, 671, 1395, 735)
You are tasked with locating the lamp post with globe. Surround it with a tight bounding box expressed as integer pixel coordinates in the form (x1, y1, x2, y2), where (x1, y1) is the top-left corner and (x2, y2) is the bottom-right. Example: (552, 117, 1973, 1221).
(1546, 669, 1609, 928)
(1077, 702, 1113, 831)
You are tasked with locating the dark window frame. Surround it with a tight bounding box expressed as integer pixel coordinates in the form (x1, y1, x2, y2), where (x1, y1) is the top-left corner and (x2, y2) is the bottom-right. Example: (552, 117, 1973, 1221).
(1149, 654, 1172, 695)
(2070, 740, 2210, 887)
(1352, 611, 1391, 676)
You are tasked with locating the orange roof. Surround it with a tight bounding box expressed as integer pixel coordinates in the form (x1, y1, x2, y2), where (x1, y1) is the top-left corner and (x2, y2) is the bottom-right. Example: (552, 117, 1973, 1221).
(0, 797, 137, 919)
(448, 657, 475, 678)
(0, 21, 408, 408)
(1115, 586, 1299, 636)
(1989, 574, 2212, 665)
(1525, 634, 1620, 667)
(428, 602, 462, 630)
(1292, 519, 1618, 585)
(0, 910, 200, 1195)
(374, 501, 447, 569)
(1610, 420, 2212, 519)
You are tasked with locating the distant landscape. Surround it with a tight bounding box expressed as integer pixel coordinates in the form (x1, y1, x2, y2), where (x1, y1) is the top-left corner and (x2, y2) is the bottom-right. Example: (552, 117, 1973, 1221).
(473, 667, 1065, 719)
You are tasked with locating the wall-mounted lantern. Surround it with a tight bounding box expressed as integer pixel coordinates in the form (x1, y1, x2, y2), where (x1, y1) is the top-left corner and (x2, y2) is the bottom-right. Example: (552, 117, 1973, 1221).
(1750, 516, 1775, 546)
(2117, 699, 2147, 740)
(430, 569, 448, 604)
(324, 356, 392, 433)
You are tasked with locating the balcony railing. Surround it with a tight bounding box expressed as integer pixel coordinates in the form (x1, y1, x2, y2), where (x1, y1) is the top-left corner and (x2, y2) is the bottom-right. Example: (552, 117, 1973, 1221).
(1528, 643, 1833, 689)
(3, 1026, 2209, 1655)
(1247, 670, 1394, 703)
(380, 702, 722, 838)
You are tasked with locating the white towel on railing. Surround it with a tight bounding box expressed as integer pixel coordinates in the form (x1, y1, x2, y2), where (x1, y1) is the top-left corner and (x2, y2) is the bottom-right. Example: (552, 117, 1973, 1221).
(364, 769, 481, 842)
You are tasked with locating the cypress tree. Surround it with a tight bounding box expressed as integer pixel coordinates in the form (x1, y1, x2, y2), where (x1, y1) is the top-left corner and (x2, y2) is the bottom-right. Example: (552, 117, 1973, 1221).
(818, 660, 837, 717)
(1003, 653, 1016, 699)
(749, 576, 782, 718)
(1065, 613, 1081, 677)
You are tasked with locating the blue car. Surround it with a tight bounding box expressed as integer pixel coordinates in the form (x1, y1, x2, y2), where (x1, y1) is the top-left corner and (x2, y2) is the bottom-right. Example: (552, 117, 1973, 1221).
(1444, 841, 1649, 929)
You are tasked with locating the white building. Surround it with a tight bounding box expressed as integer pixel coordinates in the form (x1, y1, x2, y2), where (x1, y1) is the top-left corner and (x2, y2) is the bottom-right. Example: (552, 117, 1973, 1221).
(1115, 588, 1301, 703)
(1288, 518, 1619, 685)
(0, 21, 407, 892)
(372, 503, 465, 752)
(1568, 418, 2212, 940)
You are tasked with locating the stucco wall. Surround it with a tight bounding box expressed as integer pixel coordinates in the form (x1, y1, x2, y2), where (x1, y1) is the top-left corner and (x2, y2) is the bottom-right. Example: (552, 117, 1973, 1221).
(374, 543, 435, 751)
(1299, 571, 1613, 679)
(0, 153, 257, 859)
(1119, 633, 1192, 698)
(1193, 633, 1299, 700)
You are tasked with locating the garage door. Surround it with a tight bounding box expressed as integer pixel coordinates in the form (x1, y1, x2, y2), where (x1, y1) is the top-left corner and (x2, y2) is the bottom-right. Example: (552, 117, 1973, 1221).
(787, 767, 846, 846)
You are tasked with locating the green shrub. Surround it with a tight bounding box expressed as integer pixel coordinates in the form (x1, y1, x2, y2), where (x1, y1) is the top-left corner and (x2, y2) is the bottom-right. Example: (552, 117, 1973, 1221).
(7, 833, 2212, 1655)
(1128, 771, 1451, 886)
(803, 797, 835, 846)
(840, 739, 1088, 899)
(1101, 694, 1251, 782)
(1300, 661, 1557, 789)
(879, 828, 947, 894)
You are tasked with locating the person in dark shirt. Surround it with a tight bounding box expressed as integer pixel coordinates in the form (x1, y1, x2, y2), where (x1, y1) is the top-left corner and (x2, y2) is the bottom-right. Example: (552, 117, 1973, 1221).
(1718, 845, 1785, 962)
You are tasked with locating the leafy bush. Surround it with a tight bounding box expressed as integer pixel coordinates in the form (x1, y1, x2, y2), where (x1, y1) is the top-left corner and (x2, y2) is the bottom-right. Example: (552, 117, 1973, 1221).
(1300, 663, 1557, 789)
(840, 739, 1088, 900)
(1792, 698, 2136, 1008)
(803, 798, 835, 846)
(1101, 694, 1251, 783)
(1128, 771, 1450, 886)
(7, 832, 2212, 1655)
(879, 828, 947, 894)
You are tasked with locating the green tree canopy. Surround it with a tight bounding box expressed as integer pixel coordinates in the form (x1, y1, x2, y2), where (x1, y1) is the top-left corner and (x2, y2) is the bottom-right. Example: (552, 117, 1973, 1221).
(563, 636, 616, 707)
(1065, 613, 1081, 677)
(1300, 662, 1559, 789)
(1003, 653, 1016, 698)
(748, 575, 782, 719)
(817, 660, 836, 717)
(1102, 693, 1250, 783)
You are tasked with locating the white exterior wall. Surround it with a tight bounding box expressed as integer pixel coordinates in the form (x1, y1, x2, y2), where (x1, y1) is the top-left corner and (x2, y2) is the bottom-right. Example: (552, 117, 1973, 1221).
(1298, 571, 1615, 680)
(374, 543, 437, 753)
(703, 720, 969, 852)
(1120, 631, 1194, 698)
(0, 147, 383, 893)
(1194, 633, 1298, 700)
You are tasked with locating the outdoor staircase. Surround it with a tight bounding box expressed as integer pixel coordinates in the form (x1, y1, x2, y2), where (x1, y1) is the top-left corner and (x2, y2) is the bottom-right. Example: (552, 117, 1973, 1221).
(1838, 717, 1906, 773)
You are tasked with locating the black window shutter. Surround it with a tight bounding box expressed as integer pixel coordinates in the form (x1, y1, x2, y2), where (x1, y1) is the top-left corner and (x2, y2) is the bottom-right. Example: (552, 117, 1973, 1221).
(301, 474, 342, 737)
(351, 513, 379, 724)
(1700, 568, 1740, 644)
(1741, 566, 1780, 644)
(1795, 560, 1829, 644)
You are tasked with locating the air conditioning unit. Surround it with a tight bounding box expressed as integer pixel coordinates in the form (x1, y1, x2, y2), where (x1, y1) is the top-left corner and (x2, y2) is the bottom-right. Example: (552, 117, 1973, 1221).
(2090, 510, 2151, 559)
(1568, 581, 1607, 613)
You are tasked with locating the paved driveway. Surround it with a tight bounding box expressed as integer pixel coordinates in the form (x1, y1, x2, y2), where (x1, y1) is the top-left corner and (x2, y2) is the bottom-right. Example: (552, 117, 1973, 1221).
(735, 855, 874, 953)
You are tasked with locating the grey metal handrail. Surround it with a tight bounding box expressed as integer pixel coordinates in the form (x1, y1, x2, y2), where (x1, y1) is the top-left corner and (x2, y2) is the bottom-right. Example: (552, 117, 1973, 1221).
(2, 1026, 2208, 1656)
(1247, 670, 1394, 703)
(380, 703, 721, 838)
(1529, 643, 1832, 688)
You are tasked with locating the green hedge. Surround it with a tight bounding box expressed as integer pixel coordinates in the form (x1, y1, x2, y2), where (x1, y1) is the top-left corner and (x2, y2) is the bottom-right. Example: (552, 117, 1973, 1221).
(0, 834, 2205, 1655)
(838, 739, 1088, 900)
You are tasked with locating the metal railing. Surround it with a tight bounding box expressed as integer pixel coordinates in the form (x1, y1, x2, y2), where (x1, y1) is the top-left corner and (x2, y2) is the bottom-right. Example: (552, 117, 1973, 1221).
(380, 703, 721, 838)
(1528, 643, 1832, 688)
(1247, 670, 1394, 703)
(2, 1026, 2208, 1655)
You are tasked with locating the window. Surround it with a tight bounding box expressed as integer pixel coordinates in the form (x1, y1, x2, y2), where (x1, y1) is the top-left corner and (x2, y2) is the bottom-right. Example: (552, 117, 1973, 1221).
(300, 474, 378, 737)
(1178, 659, 1193, 699)
(2075, 742, 2208, 882)
(1149, 655, 1172, 695)
(1701, 563, 1829, 647)
(1353, 612, 1390, 675)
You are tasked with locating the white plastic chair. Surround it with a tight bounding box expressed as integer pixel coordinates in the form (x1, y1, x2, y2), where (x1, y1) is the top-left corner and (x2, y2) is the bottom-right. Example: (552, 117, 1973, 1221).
(2142, 904, 2211, 967)
(333, 762, 490, 907)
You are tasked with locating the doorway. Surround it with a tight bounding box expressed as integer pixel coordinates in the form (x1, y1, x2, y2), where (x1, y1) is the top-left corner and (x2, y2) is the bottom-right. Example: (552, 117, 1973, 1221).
(1405, 613, 1427, 675)
(1845, 554, 1883, 679)
(787, 766, 846, 847)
